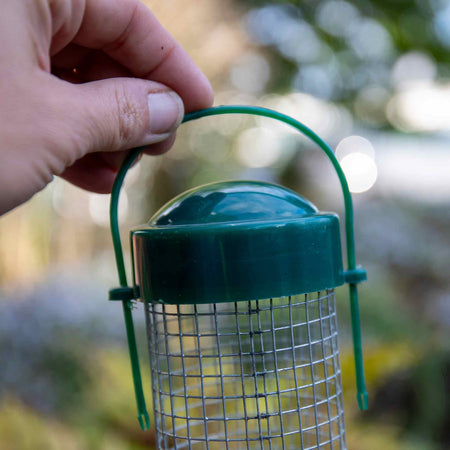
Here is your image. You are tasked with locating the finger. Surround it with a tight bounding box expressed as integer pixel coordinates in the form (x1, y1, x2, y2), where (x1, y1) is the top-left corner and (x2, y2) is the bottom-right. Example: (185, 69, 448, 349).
(143, 132, 177, 156)
(60, 132, 177, 194)
(99, 133, 177, 174)
(52, 45, 133, 82)
(99, 149, 133, 170)
(73, 0, 214, 111)
(97, 132, 176, 171)
(62, 150, 137, 193)
(59, 77, 184, 156)
(59, 153, 119, 193)
(51, 43, 91, 70)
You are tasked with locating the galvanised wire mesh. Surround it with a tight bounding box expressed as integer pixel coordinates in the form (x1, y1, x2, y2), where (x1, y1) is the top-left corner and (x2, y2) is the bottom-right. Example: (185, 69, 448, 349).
(146, 290, 346, 450)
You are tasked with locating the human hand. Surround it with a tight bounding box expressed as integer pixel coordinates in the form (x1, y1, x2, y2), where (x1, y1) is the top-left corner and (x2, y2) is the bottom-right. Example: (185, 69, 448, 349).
(0, 0, 213, 215)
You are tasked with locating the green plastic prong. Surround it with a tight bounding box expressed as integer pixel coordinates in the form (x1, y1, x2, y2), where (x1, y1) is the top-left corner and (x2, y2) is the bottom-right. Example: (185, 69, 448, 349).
(349, 283, 369, 410)
(122, 300, 150, 430)
(138, 411, 151, 431)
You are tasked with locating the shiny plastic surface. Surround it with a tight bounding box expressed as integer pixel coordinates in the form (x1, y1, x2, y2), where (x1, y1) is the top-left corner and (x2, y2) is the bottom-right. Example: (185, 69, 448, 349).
(131, 181, 344, 305)
(150, 181, 317, 225)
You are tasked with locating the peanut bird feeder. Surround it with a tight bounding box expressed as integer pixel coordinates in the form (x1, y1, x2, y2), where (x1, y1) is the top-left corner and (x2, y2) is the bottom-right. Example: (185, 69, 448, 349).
(108, 106, 368, 449)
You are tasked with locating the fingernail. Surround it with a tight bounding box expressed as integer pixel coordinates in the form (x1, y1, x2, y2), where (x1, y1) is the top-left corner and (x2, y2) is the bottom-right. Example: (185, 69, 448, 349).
(148, 91, 184, 135)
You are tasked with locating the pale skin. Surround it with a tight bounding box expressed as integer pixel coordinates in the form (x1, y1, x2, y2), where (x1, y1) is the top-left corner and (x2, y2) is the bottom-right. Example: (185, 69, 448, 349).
(0, 0, 214, 215)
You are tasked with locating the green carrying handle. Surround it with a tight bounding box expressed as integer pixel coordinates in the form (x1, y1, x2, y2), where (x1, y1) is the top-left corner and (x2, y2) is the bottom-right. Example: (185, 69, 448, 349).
(109, 105, 369, 431)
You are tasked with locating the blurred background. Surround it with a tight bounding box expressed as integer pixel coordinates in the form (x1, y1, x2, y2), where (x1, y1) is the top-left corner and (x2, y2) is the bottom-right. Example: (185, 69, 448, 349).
(1, 0, 450, 448)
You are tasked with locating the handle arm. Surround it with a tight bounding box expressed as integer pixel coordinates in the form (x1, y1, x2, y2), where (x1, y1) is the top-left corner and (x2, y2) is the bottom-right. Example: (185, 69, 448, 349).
(110, 147, 150, 430)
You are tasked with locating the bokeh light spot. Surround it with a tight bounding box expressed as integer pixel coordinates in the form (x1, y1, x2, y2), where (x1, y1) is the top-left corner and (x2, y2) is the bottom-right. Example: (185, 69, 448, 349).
(340, 152, 378, 193)
(235, 128, 282, 168)
(336, 135, 375, 160)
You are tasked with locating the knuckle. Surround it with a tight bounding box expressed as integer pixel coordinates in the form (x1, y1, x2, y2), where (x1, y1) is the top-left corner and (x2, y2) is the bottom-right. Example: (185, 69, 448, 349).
(114, 86, 146, 146)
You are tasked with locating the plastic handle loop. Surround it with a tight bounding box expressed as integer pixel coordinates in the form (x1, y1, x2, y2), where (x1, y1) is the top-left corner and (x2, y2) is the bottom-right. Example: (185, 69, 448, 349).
(109, 106, 368, 430)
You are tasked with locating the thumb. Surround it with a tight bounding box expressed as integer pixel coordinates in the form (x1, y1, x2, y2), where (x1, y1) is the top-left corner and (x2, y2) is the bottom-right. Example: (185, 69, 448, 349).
(64, 78, 185, 155)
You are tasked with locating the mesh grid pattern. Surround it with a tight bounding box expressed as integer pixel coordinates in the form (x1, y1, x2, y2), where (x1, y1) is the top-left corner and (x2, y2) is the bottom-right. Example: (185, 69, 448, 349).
(146, 290, 346, 449)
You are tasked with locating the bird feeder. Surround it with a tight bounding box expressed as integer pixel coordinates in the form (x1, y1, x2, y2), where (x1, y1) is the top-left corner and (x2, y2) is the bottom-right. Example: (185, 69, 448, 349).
(108, 106, 368, 449)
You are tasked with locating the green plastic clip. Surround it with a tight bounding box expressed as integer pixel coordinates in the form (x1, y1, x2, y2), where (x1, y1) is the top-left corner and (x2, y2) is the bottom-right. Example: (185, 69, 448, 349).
(343, 267, 367, 284)
(109, 287, 136, 301)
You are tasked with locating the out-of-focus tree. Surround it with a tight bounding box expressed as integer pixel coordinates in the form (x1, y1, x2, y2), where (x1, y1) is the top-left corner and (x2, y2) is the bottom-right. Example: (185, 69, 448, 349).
(233, 0, 450, 131)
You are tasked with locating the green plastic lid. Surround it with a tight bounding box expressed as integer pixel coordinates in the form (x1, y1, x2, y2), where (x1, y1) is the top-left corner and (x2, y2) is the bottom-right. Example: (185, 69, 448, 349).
(131, 181, 344, 304)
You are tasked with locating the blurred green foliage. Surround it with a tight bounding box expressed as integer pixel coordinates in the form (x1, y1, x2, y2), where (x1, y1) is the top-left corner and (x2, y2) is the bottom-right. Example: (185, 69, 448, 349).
(237, 1, 450, 89)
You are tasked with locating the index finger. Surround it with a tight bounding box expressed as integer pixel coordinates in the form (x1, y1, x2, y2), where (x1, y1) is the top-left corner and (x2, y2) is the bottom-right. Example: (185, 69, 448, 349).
(73, 0, 213, 111)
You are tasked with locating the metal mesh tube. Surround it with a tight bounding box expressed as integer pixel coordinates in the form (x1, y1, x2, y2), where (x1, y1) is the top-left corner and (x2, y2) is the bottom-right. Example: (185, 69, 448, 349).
(146, 290, 346, 449)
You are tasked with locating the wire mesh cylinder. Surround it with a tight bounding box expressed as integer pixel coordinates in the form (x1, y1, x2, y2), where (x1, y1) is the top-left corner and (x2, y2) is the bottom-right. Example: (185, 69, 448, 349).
(146, 290, 346, 449)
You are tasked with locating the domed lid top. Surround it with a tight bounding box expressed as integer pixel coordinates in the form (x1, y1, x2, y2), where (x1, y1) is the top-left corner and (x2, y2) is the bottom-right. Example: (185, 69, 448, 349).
(150, 181, 318, 227)
(133, 180, 344, 305)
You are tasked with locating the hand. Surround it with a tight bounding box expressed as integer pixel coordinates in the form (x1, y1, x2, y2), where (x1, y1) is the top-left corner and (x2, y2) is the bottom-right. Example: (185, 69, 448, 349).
(0, 0, 213, 215)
